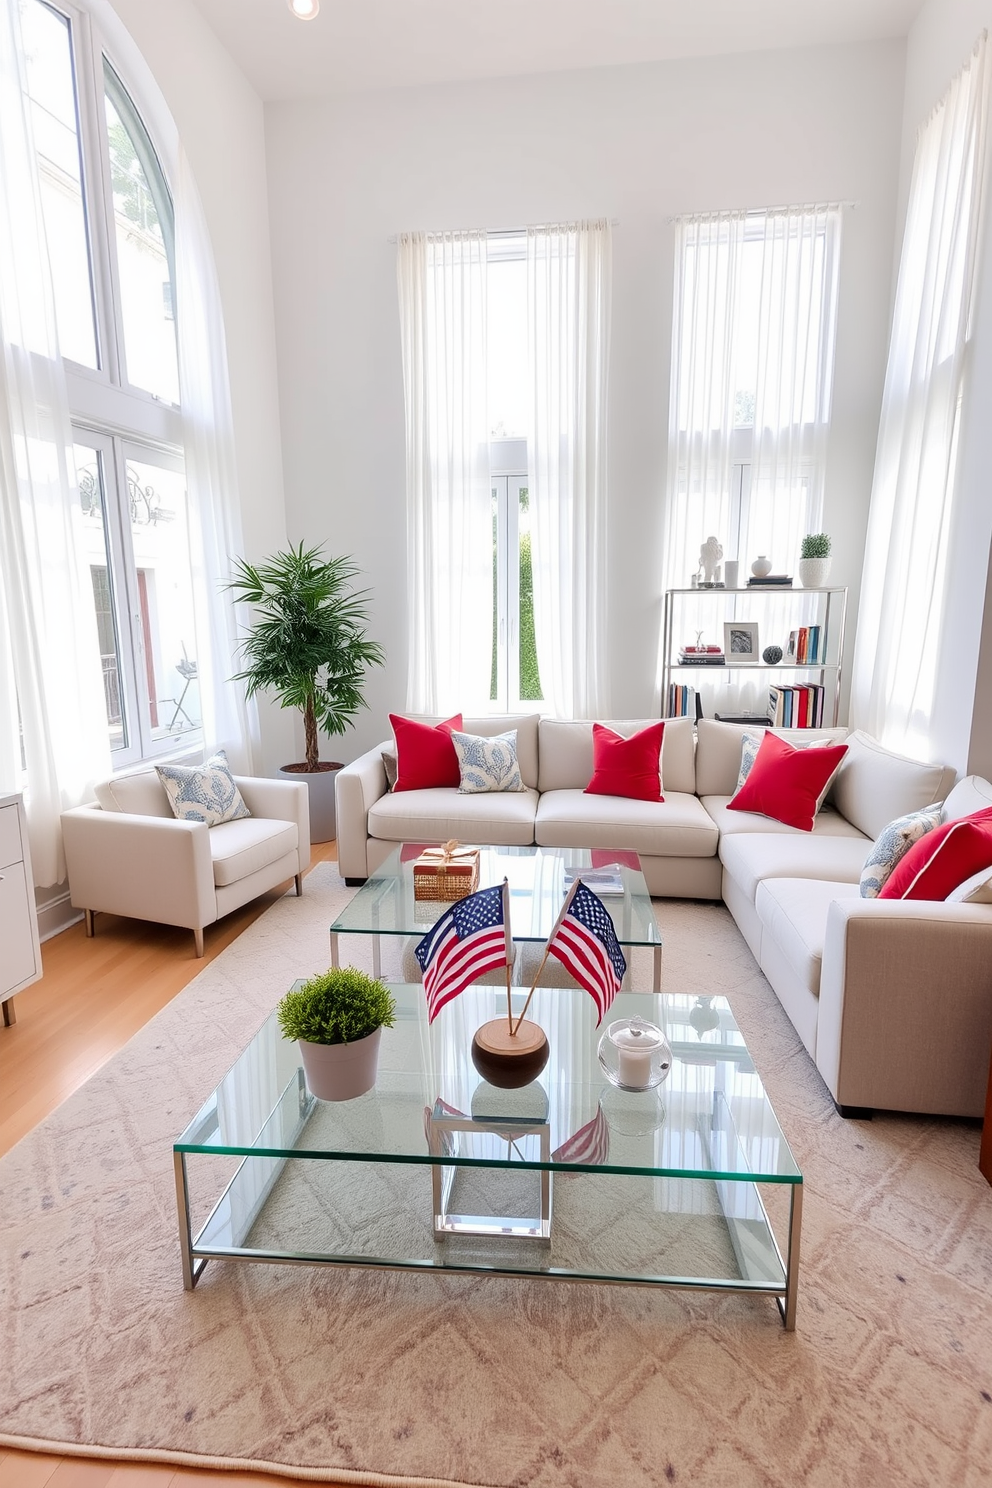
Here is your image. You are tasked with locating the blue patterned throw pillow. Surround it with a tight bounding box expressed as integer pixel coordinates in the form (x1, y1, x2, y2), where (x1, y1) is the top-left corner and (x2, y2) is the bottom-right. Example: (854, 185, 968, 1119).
(156, 749, 251, 826)
(451, 730, 526, 794)
(859, 806, 942, 898)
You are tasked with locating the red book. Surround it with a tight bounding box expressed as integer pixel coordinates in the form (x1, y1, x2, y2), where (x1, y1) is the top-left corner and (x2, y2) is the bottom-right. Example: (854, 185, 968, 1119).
(797, 689, 809, 728)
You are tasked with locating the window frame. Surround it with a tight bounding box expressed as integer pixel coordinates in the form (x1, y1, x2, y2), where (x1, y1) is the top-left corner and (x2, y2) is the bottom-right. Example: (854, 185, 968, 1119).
(27, 0, 196, 765)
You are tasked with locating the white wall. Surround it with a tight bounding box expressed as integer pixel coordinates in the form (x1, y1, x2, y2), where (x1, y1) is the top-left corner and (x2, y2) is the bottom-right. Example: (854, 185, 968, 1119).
(265, 40, 906, 757)
(899, 1, 992, 778)
(105, 0, 296, 772)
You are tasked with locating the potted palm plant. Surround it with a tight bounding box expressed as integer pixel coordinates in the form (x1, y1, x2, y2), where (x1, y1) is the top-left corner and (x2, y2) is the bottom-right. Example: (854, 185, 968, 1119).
(277, 968, 396, 1100)
(228, 544, 385, 841)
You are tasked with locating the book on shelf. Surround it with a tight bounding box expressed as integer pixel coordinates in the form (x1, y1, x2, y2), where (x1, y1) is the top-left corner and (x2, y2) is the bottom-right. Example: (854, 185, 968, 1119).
(768, 683, 825, 728)
(667, 683, 702, 719)
(714, 712, 772, 725)
(563, 867, 624, 896)
(677, 650, 726, 666)
(747, 575, 793, 586)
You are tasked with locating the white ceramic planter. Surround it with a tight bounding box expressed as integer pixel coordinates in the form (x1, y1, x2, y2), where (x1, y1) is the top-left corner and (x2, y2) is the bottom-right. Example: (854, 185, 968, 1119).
(278, 762, 340, 843)
(298, 1027, 382, 1101)
(798, 557, 831, 589)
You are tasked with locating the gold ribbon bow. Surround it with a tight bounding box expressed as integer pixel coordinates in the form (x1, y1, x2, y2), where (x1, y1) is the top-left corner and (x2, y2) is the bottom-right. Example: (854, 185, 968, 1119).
(420, 839, 476, 865)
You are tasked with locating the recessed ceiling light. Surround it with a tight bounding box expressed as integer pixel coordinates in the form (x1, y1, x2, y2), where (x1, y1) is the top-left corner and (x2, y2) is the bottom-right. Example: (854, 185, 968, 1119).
(288, 0, 319, 19)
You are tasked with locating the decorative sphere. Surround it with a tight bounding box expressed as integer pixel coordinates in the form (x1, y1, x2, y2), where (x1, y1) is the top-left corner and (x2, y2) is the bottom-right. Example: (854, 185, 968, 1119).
(763, 644, 783, 665)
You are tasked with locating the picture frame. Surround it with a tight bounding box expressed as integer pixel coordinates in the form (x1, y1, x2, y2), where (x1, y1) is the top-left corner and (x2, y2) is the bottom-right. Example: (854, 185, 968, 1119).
(723, 621, 760, 664)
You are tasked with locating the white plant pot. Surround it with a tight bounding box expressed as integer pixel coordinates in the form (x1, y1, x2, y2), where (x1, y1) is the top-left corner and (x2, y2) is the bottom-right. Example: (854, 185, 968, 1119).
(278, 762, 340, 843)
(298, 1027, 382, 1101)
(798, 557, 831, 589)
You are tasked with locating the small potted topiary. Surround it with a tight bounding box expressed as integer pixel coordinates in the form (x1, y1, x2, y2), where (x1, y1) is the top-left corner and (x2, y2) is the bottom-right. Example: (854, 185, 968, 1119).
(798, 532, 832, 589)
(276, 967, 396, 1101)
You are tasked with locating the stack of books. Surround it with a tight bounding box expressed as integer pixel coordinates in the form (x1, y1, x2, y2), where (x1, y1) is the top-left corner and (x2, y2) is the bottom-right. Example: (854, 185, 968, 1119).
(747, 574, 793, 586)
(678, 645, 725, 665)
(768, 683, 825, 728)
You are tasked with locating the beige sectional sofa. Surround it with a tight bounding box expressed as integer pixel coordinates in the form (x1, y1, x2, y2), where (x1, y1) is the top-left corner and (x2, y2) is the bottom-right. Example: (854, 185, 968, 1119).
(336, 713, 992, 1119)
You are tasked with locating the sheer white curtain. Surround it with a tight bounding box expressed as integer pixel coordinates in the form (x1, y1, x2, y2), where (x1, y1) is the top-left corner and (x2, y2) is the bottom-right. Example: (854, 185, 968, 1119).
(661, 206, 841, 713)
(527, 220, 612, 718)
(0, 0, 110, 885)
(175, 149, 258, 773)
(851, 34, 990, 754)
(397, 231, 492, 714)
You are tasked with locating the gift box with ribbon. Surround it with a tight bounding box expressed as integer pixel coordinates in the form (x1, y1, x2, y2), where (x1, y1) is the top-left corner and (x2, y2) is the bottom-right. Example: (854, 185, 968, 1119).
(412, 840, 481, 902)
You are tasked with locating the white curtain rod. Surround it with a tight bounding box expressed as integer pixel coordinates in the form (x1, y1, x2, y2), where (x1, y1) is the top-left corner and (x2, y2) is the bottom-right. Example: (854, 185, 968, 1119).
(667, 200, 858, 224)
(388, 219, 619, 244)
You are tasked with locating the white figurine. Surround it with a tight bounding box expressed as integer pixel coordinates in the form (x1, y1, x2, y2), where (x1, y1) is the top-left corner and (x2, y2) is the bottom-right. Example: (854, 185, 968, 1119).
(699, 536, 724, 586)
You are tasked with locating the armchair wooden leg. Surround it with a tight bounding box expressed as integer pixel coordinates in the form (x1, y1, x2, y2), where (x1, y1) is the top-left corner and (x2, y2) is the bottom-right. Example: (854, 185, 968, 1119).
(295, 873, 303, 896)
(193, 927, 205, 958)
(2, 997, 15, 1027)
(84, 908, 95, 938)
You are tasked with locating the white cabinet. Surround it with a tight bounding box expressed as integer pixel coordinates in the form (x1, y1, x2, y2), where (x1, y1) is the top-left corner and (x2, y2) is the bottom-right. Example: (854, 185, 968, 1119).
(660, 586, 849, 724)
(1, 793, 42, 1026)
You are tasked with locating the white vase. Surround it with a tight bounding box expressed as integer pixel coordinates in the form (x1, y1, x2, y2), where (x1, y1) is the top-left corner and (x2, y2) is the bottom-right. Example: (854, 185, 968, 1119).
(798, 557, 831, 589)
(278, 762, 340, 842)
(298, 1027, 382, 1101)
(751, 555, 772, 579)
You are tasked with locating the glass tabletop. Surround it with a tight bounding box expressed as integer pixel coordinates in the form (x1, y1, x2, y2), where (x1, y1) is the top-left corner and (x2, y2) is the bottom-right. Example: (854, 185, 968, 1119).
(176, 984, 800, 1187)
(329, 844, 663, 949)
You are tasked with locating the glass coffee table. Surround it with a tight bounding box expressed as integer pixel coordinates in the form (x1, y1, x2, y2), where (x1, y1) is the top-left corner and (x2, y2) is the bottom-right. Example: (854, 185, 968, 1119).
(329, 844, 664, 990)
(174, 984, 803, 1328)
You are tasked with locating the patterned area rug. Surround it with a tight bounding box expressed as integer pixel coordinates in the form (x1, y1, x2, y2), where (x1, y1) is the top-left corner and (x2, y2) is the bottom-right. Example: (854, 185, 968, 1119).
(1, 862, 992, 1486)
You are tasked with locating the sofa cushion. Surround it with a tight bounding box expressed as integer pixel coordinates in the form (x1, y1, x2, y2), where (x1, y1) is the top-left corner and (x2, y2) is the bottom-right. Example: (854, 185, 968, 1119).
(859, 806, 943, 898)
(720, 831, 871, 903)
(368, 786, 539, 846)
(878, 808, 992, 901)
(94, 770, 173, 818)
(703, 798, 867, 839)
(463, 714, 541, 791)
(538, 716, 695, 794)
(756, 877, 861, 996)
(942, 774, 992, 822)
(156, 750, 252, 826)
(536, 789, 718, 858)
(209, 818, 298, 887)
(451, 730, 526, 793)
(830, 729, 955, 840)
(390, 713, 462, 790)
(728, 732, 848, 831)
(694, 719, 847, 797)
(585, 722, 665, 802)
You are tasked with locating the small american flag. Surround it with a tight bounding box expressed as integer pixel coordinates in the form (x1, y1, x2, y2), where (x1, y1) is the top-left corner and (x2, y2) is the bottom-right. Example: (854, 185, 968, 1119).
(415, 881, 512, 1023)
(552, 1104, 610, 1166)
(546, 880, 626, 1024)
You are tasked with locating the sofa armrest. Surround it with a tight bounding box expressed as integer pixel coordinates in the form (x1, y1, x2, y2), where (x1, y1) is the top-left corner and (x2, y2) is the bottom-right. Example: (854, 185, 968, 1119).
(61, 804, 216, 930)
(234, 776, 311, 874)
(816, 897, 992, 1116)
(335, 744, 389, 880)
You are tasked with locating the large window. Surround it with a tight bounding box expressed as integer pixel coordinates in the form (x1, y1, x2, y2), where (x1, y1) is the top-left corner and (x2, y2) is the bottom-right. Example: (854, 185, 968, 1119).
(19, 0, 198, 763)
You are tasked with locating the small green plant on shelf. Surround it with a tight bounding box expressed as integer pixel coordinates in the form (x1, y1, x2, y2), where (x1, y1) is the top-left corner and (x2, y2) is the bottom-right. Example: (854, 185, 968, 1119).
(276, 968, 396, 1046)
(800, 532, 831, 560)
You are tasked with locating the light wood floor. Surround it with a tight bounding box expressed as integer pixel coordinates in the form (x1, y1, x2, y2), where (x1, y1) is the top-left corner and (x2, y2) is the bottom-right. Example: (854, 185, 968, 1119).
(0, 841, 350, 1488)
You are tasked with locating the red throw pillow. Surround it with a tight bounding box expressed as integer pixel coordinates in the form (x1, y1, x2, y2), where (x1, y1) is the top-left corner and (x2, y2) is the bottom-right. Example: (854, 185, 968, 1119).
(878, 807, 992, 900)
(727, 730, 848, 832)
(389, 714, 463, 791)
(584, 722, 665, 803)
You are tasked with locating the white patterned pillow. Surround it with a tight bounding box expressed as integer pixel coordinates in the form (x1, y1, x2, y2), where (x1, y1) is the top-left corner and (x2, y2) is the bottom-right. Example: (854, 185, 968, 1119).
(859, 806, 942, 898)
(451, 730, 526, 794)
(156, 749, 251, 826)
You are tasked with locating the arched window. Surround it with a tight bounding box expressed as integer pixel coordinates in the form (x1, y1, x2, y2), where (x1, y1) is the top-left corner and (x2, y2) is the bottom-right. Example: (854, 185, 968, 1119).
(20, 0, 199, 763)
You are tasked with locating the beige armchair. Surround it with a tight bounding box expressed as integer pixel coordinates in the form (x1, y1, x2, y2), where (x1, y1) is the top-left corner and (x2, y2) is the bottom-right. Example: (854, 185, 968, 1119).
(61, 769, 311, 956)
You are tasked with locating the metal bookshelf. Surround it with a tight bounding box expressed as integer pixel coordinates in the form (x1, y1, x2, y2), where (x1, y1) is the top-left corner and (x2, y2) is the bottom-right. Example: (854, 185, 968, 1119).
(661, 585, 848, 724)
